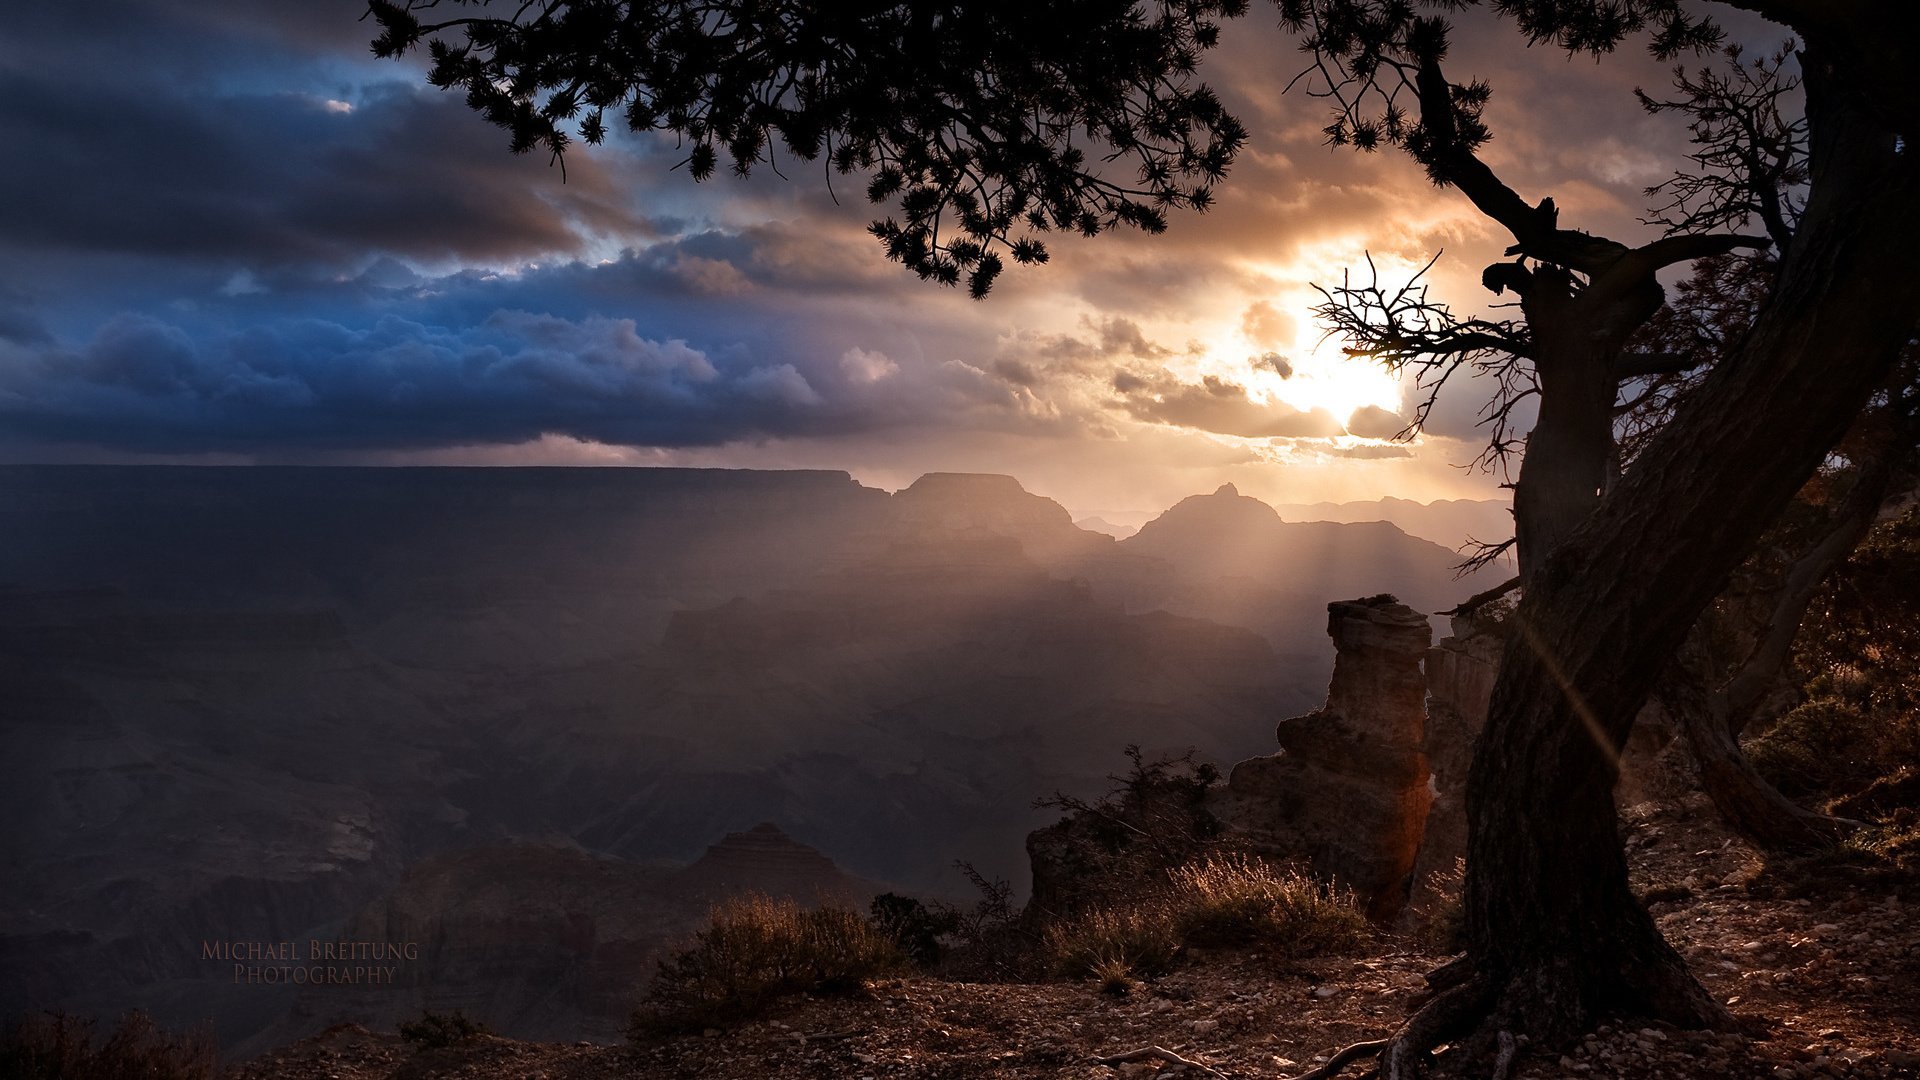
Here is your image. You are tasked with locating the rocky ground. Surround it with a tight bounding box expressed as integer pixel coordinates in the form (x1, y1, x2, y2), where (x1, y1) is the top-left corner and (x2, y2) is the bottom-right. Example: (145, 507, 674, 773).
(230, 796, 1920, 1080)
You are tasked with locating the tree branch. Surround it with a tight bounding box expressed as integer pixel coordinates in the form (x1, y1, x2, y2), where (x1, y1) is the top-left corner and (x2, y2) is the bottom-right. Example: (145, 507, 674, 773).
(1096, 1046, 1231, 1079)
(1615, 352, 1704, 379)
(1720, 430, 1913, 727)
(1441, 574, 1520, 617)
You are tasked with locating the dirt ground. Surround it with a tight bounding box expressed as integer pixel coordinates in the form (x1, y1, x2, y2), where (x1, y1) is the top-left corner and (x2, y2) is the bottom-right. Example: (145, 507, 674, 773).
(231, 796, 1920, 1080)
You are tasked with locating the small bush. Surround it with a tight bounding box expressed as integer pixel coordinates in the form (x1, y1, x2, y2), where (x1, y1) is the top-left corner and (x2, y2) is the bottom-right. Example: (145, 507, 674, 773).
(1166, 854, 1367, 955)
(1042, 855, 1367, 985)
(1747, 698, 1878, 796)
(869, 892, 961, 968)
(926, 862, 1041, 981)
(0, 1010, 217, 1080)
(1842, 817, 1920, 872)
(637, 894, 904, 1032)
(399, 1008, 489, 1048)
(1405, 858, 1467, 952)
(1031, 746, 1223, 914)
(1089, 955, 1139, 997)
(1042, 900, 1181, 980)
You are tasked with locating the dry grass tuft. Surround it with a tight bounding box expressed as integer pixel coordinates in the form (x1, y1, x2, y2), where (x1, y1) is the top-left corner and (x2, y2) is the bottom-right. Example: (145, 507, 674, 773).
(1166, 853, 1368, 953)
(1043, 853, 1366, 983)
(635, 893, 905, 1033)
(1043, 903, 1182, 980)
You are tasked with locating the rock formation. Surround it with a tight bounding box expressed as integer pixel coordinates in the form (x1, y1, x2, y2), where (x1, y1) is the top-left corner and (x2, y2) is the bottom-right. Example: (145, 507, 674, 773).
(1107, 484, 1508, 658)
(1208, 596, 1435, 921)
(673, 823, 879, 905)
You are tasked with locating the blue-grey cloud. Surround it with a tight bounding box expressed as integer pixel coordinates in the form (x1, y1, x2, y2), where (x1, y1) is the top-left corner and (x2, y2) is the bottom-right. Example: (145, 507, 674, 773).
(0, 310, 854, 453)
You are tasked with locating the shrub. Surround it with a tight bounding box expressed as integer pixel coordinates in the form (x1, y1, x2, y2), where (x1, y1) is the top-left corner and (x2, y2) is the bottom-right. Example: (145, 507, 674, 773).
(399, 1008, 489, 1048)
(1089, 954, 1139, 997)
(1166, 854, 1367, 955)
(1042, 900, 1181, 980)
(0, 1010, 217, 1080)
(1747, 698, 1878, 796)
(1405, 858, 1467, 952)
(1029, 746, 1224, 917)
(1042, 855, 1367, 984)
(869, 892, 961, 968)
(927, 862, 1042, 981)
(636, 893, 905, 1032)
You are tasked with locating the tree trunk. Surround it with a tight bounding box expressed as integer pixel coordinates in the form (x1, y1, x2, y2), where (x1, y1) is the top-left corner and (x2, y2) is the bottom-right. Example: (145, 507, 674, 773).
(1511, 342, 1614, 582)
(1668, 433, 1909, 852)
(1669, 671, 1853, 852)
(1512, 274, 1654, 582)
(1459, 60, 1920, 1048)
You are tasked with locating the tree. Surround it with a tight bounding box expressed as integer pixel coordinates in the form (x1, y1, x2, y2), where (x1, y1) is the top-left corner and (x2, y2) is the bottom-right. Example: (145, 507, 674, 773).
(368, 0, 1920, 1072)
(1286, 6, 1918, 1071)
(1324, 41, 1917, 856)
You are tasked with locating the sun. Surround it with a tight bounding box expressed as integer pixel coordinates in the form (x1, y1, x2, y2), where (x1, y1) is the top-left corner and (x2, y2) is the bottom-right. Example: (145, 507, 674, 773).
(1191, 313, 1405, 429)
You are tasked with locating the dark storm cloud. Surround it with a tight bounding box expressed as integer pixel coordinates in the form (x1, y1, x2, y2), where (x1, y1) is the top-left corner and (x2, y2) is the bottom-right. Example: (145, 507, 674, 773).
(0, 310, 858, 453)
(0, 75, 648, 267)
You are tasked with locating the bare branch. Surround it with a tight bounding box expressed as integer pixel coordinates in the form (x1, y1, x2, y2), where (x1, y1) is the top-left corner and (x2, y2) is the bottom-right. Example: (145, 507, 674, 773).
(1442, 574, 1521, 617)
(1096, 1046, 1231, 1079)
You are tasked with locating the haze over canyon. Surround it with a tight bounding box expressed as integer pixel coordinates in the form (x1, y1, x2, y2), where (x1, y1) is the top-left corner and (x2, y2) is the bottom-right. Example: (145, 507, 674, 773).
(0, 465, 1505, 1049)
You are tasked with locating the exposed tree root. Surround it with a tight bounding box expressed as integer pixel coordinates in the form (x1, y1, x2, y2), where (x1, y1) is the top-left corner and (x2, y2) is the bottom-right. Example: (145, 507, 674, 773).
(1095, 1045, 1231, 1078)
(1286, 1038, 1389, 1080)
(1286, 976, 1492, 1080)
(1378, 978, 1494, 1080)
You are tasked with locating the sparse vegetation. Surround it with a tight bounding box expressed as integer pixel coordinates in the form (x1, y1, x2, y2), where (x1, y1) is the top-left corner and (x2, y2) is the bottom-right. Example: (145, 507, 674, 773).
(1406, 858, 1468, 952)
(924, 863, 1037, 980)
(635, 894, 905, 1033)
(1747, 698, 1878, 797)
(1044, 854, 1366, 982)
(398, 1009, 489, 1048)
(1030, 746, 1224, 915)
(1638, 882, 1696, 906)
(0, 1010, 217, 1080)
(1043, 901, 1182, 980)
(1166, 854, 1366, 955)
(869, 892, 961, 969)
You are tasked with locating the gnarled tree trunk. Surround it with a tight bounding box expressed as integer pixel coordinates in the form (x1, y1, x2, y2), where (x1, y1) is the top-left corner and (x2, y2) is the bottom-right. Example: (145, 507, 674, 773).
(1457, 63, 1920, 1052)
(1665, 430, 1909, 852)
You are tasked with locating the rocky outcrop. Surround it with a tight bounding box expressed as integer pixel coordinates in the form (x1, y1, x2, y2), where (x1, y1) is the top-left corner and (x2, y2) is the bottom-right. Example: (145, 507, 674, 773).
(1103, 484, 1509, 657)
(1208, 596, 1434, 920)
(672, 823, 879, 905)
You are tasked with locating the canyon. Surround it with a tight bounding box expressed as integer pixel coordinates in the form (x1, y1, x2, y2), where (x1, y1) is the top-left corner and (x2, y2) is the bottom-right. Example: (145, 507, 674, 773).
(0, 465, 1503, 1050)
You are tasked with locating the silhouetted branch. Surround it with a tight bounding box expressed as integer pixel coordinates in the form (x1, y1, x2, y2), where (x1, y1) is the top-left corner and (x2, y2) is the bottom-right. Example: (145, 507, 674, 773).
(1096, 1047, 1231, 1079)
(368, 0, 1250, 296)
(1616, 352, 1705, 379)
(1442, 574, 1520, 616)
(1638, 42, 1808, 253)
(1313, 253, 1536, 475)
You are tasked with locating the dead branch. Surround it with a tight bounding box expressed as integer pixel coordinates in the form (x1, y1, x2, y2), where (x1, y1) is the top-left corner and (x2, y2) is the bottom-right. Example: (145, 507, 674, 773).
(1284, 1038, 1389, 1080)
(1096, 1045, 1231, 1078)
(1441, 574, 1520, 617)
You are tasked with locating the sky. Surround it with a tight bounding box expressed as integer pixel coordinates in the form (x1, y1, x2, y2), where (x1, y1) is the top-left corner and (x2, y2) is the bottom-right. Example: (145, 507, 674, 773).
(0, 1, 1786, 517)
